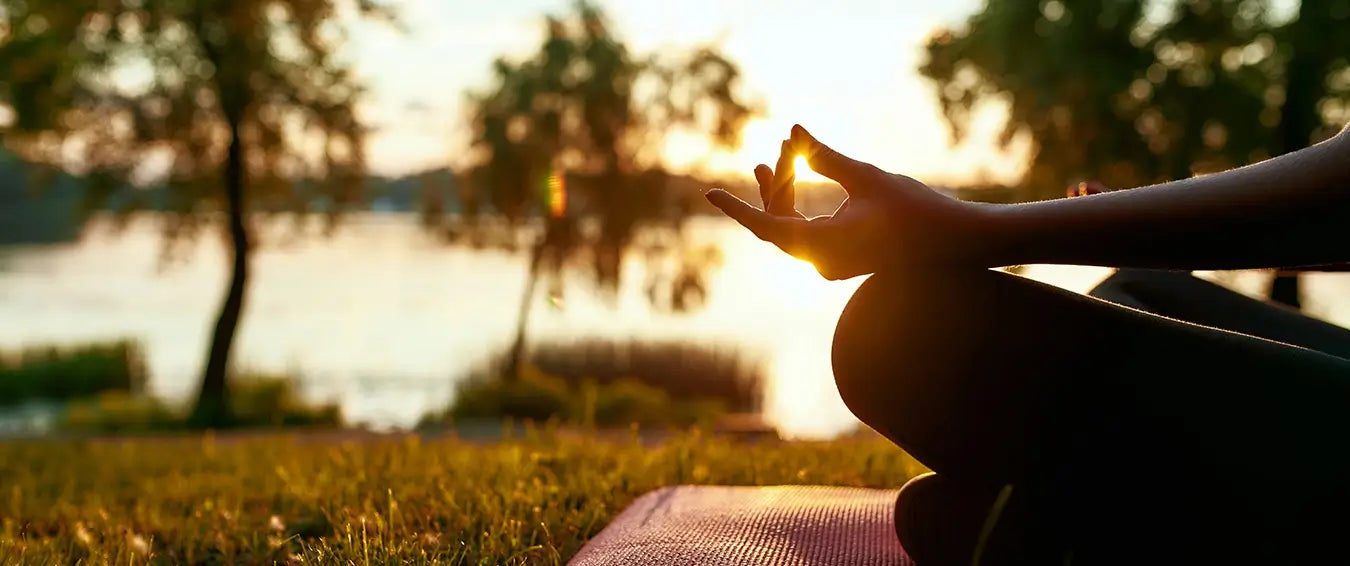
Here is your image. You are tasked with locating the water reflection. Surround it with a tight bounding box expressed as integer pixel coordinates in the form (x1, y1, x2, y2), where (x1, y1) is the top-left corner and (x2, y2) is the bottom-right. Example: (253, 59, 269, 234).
(2, 214, 1348, 438)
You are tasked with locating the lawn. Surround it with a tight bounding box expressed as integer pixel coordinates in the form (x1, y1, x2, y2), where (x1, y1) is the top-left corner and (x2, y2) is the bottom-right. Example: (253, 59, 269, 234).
(0, 427, 925, 565)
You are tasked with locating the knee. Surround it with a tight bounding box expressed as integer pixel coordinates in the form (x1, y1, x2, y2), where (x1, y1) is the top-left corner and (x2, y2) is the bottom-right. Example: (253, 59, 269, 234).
(831, 272, 917, 424)
(830, 270, 991, 420)
(830, 269, 1061, 472)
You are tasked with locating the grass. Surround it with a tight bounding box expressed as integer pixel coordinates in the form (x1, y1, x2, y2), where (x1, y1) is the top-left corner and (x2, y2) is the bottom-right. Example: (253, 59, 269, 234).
(0, 428, 925, 565)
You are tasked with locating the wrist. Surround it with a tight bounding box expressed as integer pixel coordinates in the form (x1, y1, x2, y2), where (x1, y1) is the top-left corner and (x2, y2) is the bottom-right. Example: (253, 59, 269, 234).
(969, 202, 1026, 268)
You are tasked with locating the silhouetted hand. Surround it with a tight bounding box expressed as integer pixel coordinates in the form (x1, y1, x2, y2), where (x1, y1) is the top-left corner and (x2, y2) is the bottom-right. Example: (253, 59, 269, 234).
(706, 125, 998, 280)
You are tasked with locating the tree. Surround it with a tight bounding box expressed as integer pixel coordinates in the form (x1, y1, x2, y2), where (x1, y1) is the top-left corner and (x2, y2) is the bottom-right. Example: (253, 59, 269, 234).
(0, 0, 395, 427)
(922, 0, 1350, 306)
(459, 1, 755, 379)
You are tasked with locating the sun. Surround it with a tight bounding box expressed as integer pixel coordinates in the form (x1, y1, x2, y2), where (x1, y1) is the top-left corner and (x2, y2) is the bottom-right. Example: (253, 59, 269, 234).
(793, 155, 821, 182)
(659, 118, 829, 183)
(730, 119, 827, 182)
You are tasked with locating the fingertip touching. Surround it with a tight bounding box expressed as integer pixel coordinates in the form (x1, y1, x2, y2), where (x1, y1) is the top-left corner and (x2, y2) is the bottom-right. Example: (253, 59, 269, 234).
(788, 125, 871, 190)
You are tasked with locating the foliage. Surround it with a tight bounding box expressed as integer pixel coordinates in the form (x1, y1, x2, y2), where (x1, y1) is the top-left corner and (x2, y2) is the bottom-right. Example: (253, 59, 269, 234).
(0, 430, 925, 564)
(0, 0, 393, 230)
(432, 338, 765, 428)
(587, 378, 726, 429)
(437, 365, 728, 429)
(62, 392, 181, 433)
(461, 0, 754, 235)
(457, 1, 757, 377)
(530, 338, 765, 413)
(445, 365, 575, 424)
(61, 374, 342, 433)
(228, 373, 342, 428)
(922, 0, 1350, 200)
(0, 340, 147, 405)
(0, 0, 396, 427)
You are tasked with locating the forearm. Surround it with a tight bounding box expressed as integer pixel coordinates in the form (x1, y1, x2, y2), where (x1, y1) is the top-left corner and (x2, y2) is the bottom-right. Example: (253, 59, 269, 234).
(989, 130, 1350, 270)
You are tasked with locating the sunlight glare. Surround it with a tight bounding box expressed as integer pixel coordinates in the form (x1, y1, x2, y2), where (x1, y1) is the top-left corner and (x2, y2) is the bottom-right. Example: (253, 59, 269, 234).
(663, 118, 829, 182)
(793, 155, 816, 182)
(761, 253, 830, 308)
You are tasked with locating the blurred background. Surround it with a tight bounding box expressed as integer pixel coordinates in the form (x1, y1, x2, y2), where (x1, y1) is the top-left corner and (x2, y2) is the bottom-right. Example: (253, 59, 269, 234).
(2, 0, 1348, 439)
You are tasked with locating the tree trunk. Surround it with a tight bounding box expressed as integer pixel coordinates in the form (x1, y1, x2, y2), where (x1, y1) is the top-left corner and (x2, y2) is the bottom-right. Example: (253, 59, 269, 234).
(189, 115, 250, 429)
(504, 238, 547, 381)
(1265, 0, 1328, 311)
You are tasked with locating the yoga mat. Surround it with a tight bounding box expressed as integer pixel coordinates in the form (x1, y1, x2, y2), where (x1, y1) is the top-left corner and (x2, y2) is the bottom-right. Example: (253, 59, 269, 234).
(569, 485, 914, 565)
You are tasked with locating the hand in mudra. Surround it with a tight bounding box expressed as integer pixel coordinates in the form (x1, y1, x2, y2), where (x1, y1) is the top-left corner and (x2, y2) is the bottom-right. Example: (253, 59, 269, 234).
(705, 125, 998, 280)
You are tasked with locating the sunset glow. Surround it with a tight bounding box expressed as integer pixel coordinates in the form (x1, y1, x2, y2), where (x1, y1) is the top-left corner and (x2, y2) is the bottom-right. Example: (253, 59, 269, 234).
(660, 118, 829, 183)
(351, 0, 1029, 186)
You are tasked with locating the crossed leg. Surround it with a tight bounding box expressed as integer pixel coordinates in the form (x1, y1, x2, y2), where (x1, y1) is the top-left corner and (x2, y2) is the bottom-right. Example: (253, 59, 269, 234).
(832, 268, 1350, 565)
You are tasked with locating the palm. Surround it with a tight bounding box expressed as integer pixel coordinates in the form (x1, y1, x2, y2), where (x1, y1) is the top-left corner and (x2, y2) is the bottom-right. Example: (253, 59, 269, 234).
(707, 125, 988, 279)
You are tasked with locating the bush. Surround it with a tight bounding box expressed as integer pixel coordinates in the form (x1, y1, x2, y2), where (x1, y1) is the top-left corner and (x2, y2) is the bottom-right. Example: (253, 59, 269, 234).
(60, 373, 342, 432)
(230, 373, 342, 428)
(588, 378, 726, 428)
(63, 392, 179, 433)
(433, 367, 731, 429)
(589, 378, 669, 427)
(0, 340, 147, 405)
(529, 339, 765, 412)
(448, 366, 572, 423)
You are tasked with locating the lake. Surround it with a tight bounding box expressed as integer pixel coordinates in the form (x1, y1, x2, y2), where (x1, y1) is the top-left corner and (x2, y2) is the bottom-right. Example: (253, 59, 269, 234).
(3, 214, 1349, 438)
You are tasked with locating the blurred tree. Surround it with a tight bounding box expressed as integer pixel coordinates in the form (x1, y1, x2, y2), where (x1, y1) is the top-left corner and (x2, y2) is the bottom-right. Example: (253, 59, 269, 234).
(460, 1, 755, 379)
(922, 0, 1350, 307)
(1266, 0, 1350, 308)
(0, 0, 395, 427)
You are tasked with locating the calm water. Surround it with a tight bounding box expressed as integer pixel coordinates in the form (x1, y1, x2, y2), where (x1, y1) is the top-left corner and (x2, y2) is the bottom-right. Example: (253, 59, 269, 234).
(3, 214, 1349, 438)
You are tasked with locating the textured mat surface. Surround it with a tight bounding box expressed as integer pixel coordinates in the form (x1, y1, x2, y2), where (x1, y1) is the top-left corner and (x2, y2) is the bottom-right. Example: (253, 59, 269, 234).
(569, 485, 914, 566)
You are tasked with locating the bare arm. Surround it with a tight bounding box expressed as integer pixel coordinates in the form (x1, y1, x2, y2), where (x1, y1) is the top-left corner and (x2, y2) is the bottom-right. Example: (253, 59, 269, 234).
(992, 129, 1350, 270)
(707, 125, 1350, 281)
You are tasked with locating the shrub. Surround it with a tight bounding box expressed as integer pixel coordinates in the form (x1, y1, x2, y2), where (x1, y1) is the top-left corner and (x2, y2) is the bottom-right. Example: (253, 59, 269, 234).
(0, 340, 147, 405)
(587, 378, 668, 427)
(427, 338, 768, 429)
(60, 372, 342, 432)
(587, 378, 726, 428)
(433, 368, 732, 429)
(230, 373, 342, 428)
(63, 392, 179, 433)
(529, 339, 765, 412)
(448, 366, 572, 423)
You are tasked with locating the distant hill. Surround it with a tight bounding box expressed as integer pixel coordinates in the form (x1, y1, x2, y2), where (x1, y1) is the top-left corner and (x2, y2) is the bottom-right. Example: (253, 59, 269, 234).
(0, 157, 1025, 247)
(367, 168, 458, 213)
(0, 163, 461, 247)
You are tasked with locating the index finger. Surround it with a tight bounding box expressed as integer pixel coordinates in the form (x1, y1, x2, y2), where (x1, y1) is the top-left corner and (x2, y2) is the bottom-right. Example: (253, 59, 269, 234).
(790, 124, 880, 192)
(705, 189, 809, 253)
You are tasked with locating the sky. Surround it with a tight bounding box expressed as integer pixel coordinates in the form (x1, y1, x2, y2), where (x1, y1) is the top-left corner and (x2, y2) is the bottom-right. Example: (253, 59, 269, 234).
(346, 0, 1030, 186)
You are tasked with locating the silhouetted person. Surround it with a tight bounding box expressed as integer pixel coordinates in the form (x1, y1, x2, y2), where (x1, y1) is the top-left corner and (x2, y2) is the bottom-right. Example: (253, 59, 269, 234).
(707, 125, 1350, 565)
